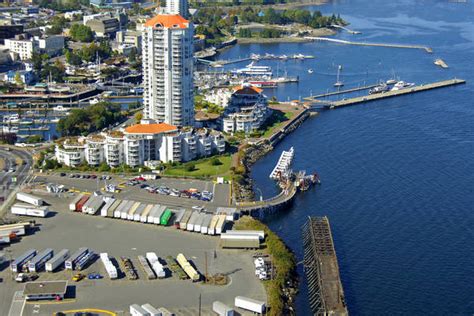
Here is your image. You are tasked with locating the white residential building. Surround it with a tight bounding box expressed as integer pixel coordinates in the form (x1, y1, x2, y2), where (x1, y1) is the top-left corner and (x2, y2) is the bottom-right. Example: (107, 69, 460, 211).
(35, 35, 64, 56)
(4, 38, 34, 60)
(54, 122, 225, 168)
(205, 88, 232, 108)
(142, 14, 194, 127)
(166, 0, 189, 18)
(222, 84, 270, 134)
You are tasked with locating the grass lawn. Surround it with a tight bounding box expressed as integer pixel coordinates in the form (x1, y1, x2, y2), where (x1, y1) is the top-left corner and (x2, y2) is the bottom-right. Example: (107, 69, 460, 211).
(262, 110, 295, 138)
(163, 155, 232, 179)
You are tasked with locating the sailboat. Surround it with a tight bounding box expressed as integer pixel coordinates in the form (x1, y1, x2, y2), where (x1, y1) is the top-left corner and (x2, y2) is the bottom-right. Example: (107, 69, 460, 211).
(334, 65, 344, 87)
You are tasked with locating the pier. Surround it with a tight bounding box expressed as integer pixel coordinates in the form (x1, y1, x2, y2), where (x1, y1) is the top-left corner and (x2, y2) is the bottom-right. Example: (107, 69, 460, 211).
(306, 36, 433, 53)
(331, 24, 361, 34)
(305, 84, 378, 101)
(302, 216, 348, 316)
(208, 53, 315, 67)
(318, 78, 466, 109)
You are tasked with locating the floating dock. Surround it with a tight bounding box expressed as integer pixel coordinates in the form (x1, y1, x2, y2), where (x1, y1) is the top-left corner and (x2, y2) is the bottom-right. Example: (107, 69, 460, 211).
(303, 216, 348, 316)
(269, 147, 294, 180)
(323, 78, 465, 109)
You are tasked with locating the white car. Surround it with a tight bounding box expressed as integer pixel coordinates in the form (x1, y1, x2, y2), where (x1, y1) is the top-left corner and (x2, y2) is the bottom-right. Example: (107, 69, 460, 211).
(170, 189, 180, 197)
(15, 273, 26, 283)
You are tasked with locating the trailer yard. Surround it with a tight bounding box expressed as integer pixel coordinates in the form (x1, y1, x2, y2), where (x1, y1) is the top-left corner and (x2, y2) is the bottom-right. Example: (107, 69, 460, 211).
(0, 192, 266, 316)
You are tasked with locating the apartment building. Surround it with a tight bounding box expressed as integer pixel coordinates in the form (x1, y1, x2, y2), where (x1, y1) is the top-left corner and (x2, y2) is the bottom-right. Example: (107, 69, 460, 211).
(142, 14, 194, 127)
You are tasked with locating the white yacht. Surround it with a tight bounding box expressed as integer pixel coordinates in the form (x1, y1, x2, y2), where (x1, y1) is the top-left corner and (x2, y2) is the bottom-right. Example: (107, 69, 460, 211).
(232, 62, 273, 76)
(391, 81, 415, 91)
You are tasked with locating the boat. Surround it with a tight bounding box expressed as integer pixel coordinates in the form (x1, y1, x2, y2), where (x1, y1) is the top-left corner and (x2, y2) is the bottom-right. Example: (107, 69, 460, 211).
(232, 62, 273, 76)
(19, 119, 34, 125)
(248, 81, 277, 88)
(293, 54, 305, 59)
(270, 147, 295, 180)
(2, 125, 19, 133)
(89, 98, 100, 105)
(391, 81, 415, 91)
(369, 83, 390, 94)
(308, 69, 314, 74)
(434, 58, 448, 69)
(250, 53, 261, 60)
(334, 65, 344, 87)
(53, 105, 68, 112)
(50, 117, 60, 123)
(386, 79, 397, 85)
(280, 54, 288, 60)
(3, 114, 20, 124)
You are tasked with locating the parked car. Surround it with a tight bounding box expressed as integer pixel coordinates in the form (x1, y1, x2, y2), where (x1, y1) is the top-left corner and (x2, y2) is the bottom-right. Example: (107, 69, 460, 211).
(60, 173, 66, 177)
(170, 189, 180, 197)
(72, 273, 85, 282)
(88, 272, 103, 280)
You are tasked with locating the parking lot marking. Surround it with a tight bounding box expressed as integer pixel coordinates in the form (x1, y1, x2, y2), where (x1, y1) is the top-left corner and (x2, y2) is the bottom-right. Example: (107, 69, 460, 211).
(8, 291, 25, 316)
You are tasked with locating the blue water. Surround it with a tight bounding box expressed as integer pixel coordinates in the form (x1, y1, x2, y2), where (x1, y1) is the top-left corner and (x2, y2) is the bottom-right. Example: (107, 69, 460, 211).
(219, 1, 474, 315)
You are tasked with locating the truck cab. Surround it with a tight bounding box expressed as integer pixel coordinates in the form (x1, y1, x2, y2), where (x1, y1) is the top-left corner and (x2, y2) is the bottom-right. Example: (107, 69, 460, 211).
(15, 273, 26, 283)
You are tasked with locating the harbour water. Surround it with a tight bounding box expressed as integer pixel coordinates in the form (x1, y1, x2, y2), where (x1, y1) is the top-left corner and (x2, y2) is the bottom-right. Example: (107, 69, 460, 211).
(218, 0, 474, 314)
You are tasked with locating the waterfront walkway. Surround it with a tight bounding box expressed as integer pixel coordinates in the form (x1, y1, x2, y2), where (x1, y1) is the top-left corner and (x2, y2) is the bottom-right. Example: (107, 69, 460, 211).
(303, 216, 348, 316)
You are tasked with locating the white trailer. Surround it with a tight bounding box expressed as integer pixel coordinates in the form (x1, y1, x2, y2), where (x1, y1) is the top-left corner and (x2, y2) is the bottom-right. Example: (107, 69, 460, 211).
(140, 204, 154, 222)
(194, 213, 207, 233)
(100, 198, 116, 217)
(100, 253, 118, 279)
(16, 192, 43, 206)
(127, 202, 141, 220)
(215, 215, 227, 235)
(208, 215, 220, 235)
(186, 211, 199, 231)
(105, 199, 121, 218)
(133, 203, 147, 221)
(146, 252, 165, 278)
(65, 247, 89, 270)
(45, 249, 69, 272)
(114, 200, 129, 218)
(147, 205, 160, 223)
(11, 203, 49, 217)
(0, 222, 27, 237)
(122, 201, 137, 219)
(28, 248, 54, 272)
(212, 301, 234, 316)
(141, 303, 161, 316)
(0, 235, 10, 244)
(200, 214, 213, 235)
(172, 209, 186, 228)
(225, 230, 265, 240)
(81, 196, 95, 213)
(234, 296, 266, 314)
(69, 194, 84, 211)
(130, 304, 151, 316)
(157, 307, 174, 316)
(84, 196, 105, 215)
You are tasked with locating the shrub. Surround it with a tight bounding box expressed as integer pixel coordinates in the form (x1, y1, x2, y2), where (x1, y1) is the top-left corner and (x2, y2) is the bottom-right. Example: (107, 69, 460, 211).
(210, 157, 222, 166)
(185, 163, 196, 172)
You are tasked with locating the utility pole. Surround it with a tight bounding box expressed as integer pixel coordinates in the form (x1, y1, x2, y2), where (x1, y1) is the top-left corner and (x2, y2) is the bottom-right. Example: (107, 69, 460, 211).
(198, 293, 202, 316)
(204, 252, 208, 284)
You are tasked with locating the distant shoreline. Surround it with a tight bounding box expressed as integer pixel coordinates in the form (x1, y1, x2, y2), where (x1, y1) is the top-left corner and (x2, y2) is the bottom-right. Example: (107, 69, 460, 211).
(236, 28, 336, 44)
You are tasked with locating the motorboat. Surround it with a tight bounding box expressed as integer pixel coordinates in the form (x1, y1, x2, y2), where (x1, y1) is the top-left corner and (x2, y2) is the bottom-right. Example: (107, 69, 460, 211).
(391, 81, 415, 91)
(369, 83, 390, 94)
(308, 69, 314, 74)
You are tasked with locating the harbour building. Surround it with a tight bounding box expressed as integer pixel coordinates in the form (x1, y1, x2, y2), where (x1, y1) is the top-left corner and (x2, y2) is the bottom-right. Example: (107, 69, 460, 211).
(142, 14, 194, 127)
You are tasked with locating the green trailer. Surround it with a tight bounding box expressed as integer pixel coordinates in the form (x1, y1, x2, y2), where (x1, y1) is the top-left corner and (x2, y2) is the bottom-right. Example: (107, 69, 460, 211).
(160, 209, 173, 226)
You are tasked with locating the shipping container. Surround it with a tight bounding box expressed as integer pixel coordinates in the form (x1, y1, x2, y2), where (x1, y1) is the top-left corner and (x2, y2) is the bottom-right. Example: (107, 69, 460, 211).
(133, 203, 147, 221)
(138, 255, 156, 280)
(127, 202, 141, 220)
(69, 195, 84, 211)
(84, 196, 104, 215)
(221, 234, 260, 249)
(212, 301, 234, 316)
(172, 209, 186, 228)
(186, 211, 200, 231)
(157, 307, 174, 316)
(140, 204, 154, 222)
(100, 253, 118, 279)
(45, 249, 69, 272)
(160, 209, 172, 226)
(76, 195, 90, 212)
(16, 192, 43, 206)
(193, 213, 206, 232)
(121, 201, 136, 219)
(234, 296, 266, 314)
(106, 199, 122, 218)
(28, 248, 53, 272)
(215, 215, 227, 235)
(141, 303, 161, 316)
(225, 230, 265, 240)
(130, 304, 150, 316)
(200, 214, 213, 235)
(179, 210, 192, 230)
(11, 249, 36, 272)
(101, 198, 116, 217)
(153, 206, 166, 225)
(208, 215, 220, 235)
(81, 196, 95, 213)
(176, 253, 200, 281)
(146, 252, 165, 278)
(65, 247, 89, 270)
(114, 200, 129, 218)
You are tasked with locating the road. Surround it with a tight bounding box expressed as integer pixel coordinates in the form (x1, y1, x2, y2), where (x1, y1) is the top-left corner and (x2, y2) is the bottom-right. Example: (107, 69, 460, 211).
(0, 146, 34, 216)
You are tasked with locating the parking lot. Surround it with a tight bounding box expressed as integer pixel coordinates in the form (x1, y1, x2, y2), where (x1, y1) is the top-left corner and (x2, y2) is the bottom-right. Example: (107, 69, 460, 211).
(32, 172, 232, 213)
(0, 192, 265, 316)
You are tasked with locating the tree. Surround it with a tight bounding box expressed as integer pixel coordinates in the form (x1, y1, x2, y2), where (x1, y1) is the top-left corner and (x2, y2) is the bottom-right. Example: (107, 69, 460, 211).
(69, 24, 94, 42)
(65, 50, 82, 66)
(128, 47, 137, 63)
(134, 112, 143, 123)
(210, 157, 222, 166)
(185, 164, 196, 172)
(14, 72, 23, 85)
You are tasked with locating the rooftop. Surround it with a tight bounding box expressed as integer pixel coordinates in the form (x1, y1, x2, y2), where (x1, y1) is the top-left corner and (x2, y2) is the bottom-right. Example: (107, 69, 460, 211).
(124, 123, 178, 135)
(233, 85, 263, 95)
(23, 281, 68, 296)
(144, 14, 189, 29)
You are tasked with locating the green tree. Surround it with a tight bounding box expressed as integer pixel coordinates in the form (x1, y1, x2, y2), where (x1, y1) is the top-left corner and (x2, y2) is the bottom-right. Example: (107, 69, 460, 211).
(14, 72, 23, 85)
(185, 163, 196, 172)
(134, 112, 143, 123)
(69, 24, 94, 42)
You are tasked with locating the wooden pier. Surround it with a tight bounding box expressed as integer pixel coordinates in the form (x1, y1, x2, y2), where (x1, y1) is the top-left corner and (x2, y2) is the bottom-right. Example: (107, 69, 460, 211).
(305, 84, 378, 101)
(322, 78, 466, 109)
(302, 216, 348, 316)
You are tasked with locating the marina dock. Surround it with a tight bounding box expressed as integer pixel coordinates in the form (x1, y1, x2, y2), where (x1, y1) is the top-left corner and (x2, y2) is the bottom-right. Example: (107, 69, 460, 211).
(319, 78, 466, 109)
(306, 36, 433, 53)
(305, 84, 378, 101)
(303, 216, 348, 316)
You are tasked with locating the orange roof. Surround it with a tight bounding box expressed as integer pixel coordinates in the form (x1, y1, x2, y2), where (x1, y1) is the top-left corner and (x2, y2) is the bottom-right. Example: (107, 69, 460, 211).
(144, 14, 189, 29)
(233, 85, 263, 94)
(124, 123, 178, 134)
